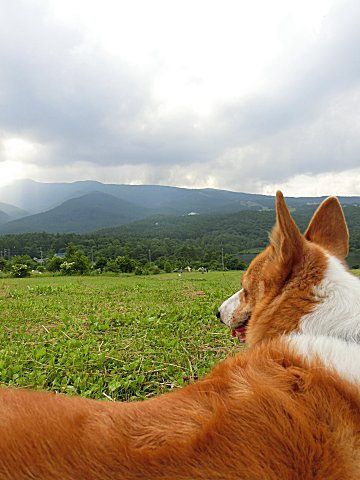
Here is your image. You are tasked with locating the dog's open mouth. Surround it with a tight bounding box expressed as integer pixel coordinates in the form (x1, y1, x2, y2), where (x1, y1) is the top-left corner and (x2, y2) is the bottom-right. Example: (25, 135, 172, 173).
(231, 319, 249, 343)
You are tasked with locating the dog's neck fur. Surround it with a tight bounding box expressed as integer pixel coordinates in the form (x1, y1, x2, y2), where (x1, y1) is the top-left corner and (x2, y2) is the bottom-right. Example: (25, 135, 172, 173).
(299, 253, 360, 342)
(287, 253, 360, 385)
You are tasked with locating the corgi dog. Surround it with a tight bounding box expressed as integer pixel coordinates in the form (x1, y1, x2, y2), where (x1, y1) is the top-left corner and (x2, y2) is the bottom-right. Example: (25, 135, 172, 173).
(0, 192, 359, 479)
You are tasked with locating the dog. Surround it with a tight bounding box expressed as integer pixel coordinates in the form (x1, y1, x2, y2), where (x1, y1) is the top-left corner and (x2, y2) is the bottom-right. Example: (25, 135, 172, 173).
(0, 192, 359, 479)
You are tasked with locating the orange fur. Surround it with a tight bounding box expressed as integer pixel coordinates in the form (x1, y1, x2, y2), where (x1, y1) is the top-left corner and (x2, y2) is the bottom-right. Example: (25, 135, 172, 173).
(243, 242, 328, 347)
(0, 342, 359, 479)
(0, 192, 359, 479)
(304, 196, 349, 260)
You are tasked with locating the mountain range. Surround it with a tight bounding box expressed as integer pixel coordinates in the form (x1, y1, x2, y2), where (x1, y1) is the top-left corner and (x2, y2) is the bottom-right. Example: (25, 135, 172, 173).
(0, 179, 360, 234)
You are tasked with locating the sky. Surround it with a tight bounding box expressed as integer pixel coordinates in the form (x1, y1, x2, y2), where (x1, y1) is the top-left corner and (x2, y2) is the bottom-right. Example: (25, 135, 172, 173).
(1, 0, 360, 196)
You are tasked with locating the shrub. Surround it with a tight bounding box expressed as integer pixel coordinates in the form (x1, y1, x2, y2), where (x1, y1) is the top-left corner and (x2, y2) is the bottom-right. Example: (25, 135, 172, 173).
(47, 256, 63, 272)
(11, 263, 31, 278)
(10, 255, 34, 277)
(164, 260, 173, 273)
(60, 261, 77, 275)
(0, 257, 9, 271)
(149, 265, 161, 275)
(106, 256, 137, 273)
(62, 244, 91, 275)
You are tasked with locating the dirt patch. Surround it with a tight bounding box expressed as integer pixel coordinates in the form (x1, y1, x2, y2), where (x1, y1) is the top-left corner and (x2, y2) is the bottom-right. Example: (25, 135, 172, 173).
(191, 290, 206, 298)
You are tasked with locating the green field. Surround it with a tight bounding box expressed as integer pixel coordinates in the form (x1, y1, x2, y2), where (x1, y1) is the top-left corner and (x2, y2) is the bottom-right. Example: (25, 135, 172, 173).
(0, 272, 243, 401)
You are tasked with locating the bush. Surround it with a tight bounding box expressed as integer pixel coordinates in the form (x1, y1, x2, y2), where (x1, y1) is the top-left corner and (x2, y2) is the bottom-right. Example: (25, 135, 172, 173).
(60, 261, 77, 275)
(47, 256, 63, 272)
(164, 260, 173, 273)
(134, 266, 144, 275)
(62, 244, 91, 275)
(10, 255, 35, 277)
(149, 265, 161, 275)
(106, 256, 137, 273)
(94, 256, 107, 272)
(11, 263, 31, 278)
(0, 257, 9, 272)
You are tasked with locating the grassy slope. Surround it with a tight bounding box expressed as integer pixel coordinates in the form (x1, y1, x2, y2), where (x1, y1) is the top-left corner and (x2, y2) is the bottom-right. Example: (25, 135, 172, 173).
(0, 272, 243, 401)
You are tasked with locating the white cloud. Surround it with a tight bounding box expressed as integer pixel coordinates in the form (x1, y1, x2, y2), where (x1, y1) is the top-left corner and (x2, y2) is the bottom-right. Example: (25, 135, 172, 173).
(0, 0, 360, 195)
(262, 168, 360, 197)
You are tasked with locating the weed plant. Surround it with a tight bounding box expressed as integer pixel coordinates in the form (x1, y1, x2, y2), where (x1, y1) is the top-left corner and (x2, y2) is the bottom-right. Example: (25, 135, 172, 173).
(0, 272, 243, 401)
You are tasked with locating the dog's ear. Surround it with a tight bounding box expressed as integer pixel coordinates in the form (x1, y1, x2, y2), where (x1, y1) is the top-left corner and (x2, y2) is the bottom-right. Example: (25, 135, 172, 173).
(270, 191, 303, 265)
(304, 196, 348, 259)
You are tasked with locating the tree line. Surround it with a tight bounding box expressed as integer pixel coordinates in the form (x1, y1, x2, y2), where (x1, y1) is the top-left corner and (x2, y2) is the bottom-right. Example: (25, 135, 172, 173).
(1, 205, 359, 276)
(0, 242, 248, 277)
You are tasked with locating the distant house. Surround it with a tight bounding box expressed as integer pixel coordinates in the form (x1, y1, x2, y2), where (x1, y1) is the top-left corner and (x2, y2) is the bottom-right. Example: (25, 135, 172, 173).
(33, 257, 48, 264)
(54, 252, 65, 258)
(187, 212, 199, 216)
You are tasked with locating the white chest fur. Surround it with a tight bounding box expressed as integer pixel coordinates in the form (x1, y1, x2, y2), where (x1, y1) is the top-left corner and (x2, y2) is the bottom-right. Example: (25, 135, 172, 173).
(286, 254, 360, 385)
(298, 254, 360, 342)
(286, 333, 360, 385)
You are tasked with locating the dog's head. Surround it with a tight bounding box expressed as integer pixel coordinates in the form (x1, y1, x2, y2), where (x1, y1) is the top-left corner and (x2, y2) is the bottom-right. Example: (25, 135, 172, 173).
(217, 191, 349, 347)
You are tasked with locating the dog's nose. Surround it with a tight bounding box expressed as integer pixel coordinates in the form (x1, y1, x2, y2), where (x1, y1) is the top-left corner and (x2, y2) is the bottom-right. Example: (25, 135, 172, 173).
(216, 309, 223, 322)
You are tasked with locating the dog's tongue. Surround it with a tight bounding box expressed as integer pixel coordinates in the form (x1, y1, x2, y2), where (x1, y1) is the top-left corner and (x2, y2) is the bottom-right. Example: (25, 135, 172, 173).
(232, 326, 247, 343)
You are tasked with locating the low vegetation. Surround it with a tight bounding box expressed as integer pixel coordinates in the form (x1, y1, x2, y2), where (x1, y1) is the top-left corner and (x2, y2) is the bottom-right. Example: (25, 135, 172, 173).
(0, 271, 242, 401)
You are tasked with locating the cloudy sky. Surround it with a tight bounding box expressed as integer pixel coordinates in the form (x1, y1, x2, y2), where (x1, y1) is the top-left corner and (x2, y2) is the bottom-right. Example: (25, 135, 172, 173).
(1, 0, 360, 196)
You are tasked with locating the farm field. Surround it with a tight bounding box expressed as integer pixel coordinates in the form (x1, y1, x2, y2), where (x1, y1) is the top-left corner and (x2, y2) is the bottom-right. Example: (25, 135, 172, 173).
(0, 271, 243, 401)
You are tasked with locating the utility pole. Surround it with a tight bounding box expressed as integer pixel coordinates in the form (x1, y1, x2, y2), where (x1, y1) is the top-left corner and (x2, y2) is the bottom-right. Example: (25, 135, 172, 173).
(148, 249, 151, 264)
(221, 247, 224, 270)
(40, 247, 43, 263)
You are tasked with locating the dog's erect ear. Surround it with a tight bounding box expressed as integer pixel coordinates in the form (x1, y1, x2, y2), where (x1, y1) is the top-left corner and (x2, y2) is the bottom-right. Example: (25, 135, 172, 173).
(270, 191, 303, 264)
(304, 196, 348, 259)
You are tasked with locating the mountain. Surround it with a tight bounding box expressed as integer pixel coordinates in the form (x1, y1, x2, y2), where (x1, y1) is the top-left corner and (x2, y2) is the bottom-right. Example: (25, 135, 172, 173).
(0, 192, 153, 234)
(0, 210, 11, 224)
(0, 179, 359, 234)
(0, 201, 29, 225)
(0, 179, 279, 214)
(0, 202, 29, 223)
(2, 180, 360, 217)
(0, 180, 360, 215)
(0, 179, 107, 214)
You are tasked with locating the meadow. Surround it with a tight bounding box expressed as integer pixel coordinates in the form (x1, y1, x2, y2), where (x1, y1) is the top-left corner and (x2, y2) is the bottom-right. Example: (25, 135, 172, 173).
(0, 271, 243, 401)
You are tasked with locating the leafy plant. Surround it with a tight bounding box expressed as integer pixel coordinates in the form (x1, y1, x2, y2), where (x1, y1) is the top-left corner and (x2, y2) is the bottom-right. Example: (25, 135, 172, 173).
(0, 271, 243, 400)
(11, 263, 31, 278)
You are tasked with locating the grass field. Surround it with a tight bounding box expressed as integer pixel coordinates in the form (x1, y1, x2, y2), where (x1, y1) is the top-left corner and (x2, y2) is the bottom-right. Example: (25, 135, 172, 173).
(0, 271, 244, 401)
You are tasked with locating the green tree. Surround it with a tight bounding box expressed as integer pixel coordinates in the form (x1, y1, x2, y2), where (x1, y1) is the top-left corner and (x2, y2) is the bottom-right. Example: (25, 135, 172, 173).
(107, 256, 136, 273)
(60, 261, 77, 275)
(62, 243, 90, 275)
(11, 263, 31, 277)
(224, 254, 248, 270)
(0, 257, 9, 271)
(47, 256, 63, 272)
(11, 255, 34, 277)
(94, 256, 108, 272)
(164, 260, 173, 273)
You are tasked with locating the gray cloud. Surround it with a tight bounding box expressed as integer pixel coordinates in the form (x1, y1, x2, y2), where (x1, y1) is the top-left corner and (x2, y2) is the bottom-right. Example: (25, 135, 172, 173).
(1, 0, 360, 193)
(209, 0, 360, 188)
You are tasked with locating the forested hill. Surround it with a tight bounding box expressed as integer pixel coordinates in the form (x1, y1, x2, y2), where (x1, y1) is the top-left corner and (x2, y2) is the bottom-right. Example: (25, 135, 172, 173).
(1, 180, 360, 234)
(1, 204, 359, 268)
(100, 204, 319, 238)
(0, 192, 153, 234)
